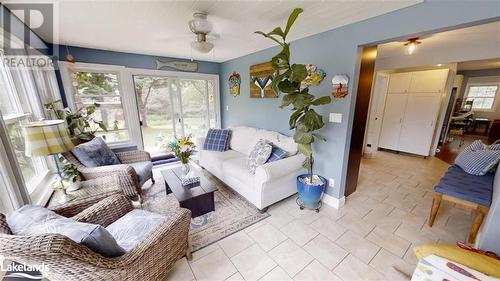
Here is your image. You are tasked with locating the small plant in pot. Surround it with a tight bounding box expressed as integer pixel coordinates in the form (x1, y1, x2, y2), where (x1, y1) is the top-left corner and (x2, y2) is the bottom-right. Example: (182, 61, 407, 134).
(256, 8, 332, 212)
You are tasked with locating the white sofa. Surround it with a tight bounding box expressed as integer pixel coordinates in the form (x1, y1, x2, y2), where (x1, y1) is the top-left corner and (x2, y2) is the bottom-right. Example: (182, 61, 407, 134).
(197, 126, 305, 210)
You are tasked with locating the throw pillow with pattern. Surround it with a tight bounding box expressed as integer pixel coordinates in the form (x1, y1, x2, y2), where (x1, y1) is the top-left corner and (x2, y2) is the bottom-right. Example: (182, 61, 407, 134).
(266, 143, 287, 163)
(203, 129, 231, 151)
(455, 140, 500, 176)
(247, 139, 272, 174)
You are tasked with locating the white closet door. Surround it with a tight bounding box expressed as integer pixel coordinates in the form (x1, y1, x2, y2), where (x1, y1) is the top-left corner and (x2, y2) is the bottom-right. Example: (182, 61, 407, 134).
(378, 94, 407, 150)
(398, 94, 441, 156)
(387, 73, 411, 93)
(410, 69, 449, 93)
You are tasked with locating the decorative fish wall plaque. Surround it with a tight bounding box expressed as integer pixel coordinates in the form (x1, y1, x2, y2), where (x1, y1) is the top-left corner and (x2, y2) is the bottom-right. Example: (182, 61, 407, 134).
(249, 62, 277, 98)
(156, 60, 198, 72)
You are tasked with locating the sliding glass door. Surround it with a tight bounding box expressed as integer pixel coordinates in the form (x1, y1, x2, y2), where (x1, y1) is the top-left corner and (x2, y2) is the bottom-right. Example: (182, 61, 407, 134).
(133, 75, 218, 154)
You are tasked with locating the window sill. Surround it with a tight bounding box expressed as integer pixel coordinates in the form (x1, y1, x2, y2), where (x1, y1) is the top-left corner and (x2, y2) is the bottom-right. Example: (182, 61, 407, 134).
(29, 171, 56, 206)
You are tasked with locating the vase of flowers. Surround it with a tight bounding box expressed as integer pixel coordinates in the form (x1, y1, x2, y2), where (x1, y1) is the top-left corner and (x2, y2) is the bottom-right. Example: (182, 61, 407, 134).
(168, 136, 196, 175)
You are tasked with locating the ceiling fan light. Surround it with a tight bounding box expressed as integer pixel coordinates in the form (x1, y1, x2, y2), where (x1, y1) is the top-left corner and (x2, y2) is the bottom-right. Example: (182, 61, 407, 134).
(191, 41, 214, 53)
(189, 12, 212, 34)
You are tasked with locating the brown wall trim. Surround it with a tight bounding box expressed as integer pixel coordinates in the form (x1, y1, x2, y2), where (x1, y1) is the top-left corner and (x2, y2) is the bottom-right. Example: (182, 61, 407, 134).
(345, 46, 377, 197)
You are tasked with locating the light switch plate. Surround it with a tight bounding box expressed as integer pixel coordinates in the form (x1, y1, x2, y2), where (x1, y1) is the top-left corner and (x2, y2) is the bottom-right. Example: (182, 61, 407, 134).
(329, 178, 335, 187)
(329, 113, 342, 123)
(226, 105, 229, 111)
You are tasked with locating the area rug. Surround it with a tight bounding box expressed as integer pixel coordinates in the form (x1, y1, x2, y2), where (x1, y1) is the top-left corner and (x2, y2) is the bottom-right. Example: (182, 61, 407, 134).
(140, 168, 269, 252)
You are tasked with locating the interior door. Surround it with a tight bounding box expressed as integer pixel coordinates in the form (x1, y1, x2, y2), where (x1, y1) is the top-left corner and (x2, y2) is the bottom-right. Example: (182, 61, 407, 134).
(378, 93, 407, 150)
(398, 94, 441, 156)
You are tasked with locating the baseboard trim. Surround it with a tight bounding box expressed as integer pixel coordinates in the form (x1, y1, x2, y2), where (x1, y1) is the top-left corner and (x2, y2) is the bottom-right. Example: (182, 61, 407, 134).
(322, 193, 345, 209)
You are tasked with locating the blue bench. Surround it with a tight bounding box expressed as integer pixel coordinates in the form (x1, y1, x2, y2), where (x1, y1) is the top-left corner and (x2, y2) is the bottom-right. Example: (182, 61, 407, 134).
(428, 165, 494, 243)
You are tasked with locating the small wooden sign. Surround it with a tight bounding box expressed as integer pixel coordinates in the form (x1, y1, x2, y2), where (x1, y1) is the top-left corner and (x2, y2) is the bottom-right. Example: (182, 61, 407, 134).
(156, 60, 198, 72)
(250, 62, 277, 98)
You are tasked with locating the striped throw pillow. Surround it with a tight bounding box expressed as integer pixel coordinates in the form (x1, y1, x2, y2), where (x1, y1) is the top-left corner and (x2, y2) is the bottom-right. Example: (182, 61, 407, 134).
(266, 144, 287, 162)
(203, 129, 231, 152)
(455, 140, 500, 176)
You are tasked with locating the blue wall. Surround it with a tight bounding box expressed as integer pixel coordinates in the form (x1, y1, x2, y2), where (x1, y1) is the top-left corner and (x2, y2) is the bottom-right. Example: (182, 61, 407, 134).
(220, 1, 500, 199)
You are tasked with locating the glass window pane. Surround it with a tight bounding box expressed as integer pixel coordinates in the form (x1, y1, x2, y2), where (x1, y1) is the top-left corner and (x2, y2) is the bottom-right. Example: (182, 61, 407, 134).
(180, 79, 208, 138)
(71, 71, 129, 143)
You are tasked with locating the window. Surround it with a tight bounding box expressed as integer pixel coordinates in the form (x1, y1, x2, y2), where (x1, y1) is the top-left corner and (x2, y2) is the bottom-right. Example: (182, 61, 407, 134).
(465, 84, 499, 111)
(72, 71, 129, 142)
(0, 51, 51, 200)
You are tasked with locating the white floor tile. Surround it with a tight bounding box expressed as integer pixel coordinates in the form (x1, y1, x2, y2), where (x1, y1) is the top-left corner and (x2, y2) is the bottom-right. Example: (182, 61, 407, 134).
(268, 240, 313, 277)
(303, 235, 348, 270)
(366, 227, 411, 258)
(333, 254, 385, 281)
(259, 266, 292, 281)
(165, 258, 194, 281)
(219, 231, 255, 257)
(249, 223, 288, 251)
(294, 260, 342, 281)
(231, 244, 277, 281)
(280, 220, 319, 246)
(309, 217, 347, 242)
(190, 249, 237, 281)
(335, 230, 380, 264)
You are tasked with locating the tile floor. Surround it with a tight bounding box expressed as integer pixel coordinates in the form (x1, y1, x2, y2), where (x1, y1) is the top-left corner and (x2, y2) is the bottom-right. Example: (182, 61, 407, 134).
(165, 151, 473, 281)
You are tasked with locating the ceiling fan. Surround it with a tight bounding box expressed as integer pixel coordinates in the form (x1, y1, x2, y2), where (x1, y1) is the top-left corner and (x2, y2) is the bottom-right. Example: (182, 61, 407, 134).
(189, 12, 216, 53)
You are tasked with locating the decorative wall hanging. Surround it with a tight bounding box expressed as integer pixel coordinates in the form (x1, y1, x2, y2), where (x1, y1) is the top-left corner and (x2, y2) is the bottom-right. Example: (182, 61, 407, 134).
(228, 72, 241, 97)
(332, 74, 349, 98)
(156, 59, 198, 72)
(250, 62, 277, 98)
(301, 64, 326, 88)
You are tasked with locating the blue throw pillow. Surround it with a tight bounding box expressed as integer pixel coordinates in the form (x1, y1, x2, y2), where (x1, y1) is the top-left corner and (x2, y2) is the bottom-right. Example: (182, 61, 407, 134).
(266, 144, 287, 162)
(71, 137, 121, 167)
(203, 129, 231, 152)
(455, 140, 500, 176)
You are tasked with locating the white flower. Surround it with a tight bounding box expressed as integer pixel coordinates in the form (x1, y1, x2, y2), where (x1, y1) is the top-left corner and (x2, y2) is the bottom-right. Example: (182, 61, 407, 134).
(180, 145, 190, 153)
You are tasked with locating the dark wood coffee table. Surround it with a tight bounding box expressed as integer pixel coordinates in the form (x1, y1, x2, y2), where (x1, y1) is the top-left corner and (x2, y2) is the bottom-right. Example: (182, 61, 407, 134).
(161, 166, 217, 218)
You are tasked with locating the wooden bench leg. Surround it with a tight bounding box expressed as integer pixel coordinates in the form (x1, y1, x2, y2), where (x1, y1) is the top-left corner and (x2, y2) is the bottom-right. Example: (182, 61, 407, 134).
(428, 193, 442, 227)
(468, 205, 489, 243)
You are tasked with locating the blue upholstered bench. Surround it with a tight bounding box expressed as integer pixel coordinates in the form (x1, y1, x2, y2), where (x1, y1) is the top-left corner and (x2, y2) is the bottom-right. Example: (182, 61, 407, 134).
(429, 165, 494, 243)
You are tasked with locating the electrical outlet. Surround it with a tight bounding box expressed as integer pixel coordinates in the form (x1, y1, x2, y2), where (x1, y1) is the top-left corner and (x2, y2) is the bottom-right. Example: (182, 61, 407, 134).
(329, 113, 342, 123)
(329, 178, 335, 187)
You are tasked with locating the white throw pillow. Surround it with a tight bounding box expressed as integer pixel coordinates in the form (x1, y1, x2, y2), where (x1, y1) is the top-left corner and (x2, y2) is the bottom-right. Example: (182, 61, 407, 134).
(247, 139, 272, 174)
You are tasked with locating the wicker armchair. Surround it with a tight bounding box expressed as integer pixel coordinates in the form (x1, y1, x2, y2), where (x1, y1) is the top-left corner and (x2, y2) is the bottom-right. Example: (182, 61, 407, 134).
(63, 149, 154, 201)
(0, 194, 192, 281)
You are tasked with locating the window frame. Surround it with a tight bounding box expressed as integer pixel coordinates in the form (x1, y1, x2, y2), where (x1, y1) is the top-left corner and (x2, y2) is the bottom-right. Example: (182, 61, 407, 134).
(59, 62, 139, 147)
(464, 82, 500, 112)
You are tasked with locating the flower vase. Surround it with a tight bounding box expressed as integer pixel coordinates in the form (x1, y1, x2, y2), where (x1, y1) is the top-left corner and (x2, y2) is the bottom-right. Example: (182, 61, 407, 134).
(181, 162, 191, 175)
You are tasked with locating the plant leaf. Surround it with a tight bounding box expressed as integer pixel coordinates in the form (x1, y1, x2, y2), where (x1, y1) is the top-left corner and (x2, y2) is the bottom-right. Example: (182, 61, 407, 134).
(297, 143, 312, 157)
(254, 31, 284, 46)
(284, 8, 304, 38)
(268, 27, 285, 38)
(289, 109, 304, 129)
(300, 109, 324, 131)
(312, 132, 327, 141)
(290, 64, 307, 82)
(294, 130, 313, 144)
(311, 96, 332, 106)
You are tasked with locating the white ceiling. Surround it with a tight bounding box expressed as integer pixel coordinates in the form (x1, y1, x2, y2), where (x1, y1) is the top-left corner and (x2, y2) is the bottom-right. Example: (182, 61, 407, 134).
(7, 0, 421, 62)
(377, 21, 500, 59)
(458, 59, 500, 71)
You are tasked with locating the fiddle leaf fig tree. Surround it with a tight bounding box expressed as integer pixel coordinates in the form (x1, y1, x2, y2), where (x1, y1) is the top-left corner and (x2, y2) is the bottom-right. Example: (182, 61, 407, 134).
(256, 8, 331, 181)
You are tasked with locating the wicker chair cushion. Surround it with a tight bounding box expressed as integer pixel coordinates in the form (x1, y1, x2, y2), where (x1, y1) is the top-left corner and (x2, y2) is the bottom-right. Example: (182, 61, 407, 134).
(106, 209, 165, 251)
(129, 161, 153, 186)
(71, 137, 121, 167)
(7, 205, 126, 257)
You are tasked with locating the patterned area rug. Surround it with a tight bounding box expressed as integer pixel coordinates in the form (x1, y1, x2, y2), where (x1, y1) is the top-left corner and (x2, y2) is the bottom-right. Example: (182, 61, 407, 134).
(140, 167, 269, 252)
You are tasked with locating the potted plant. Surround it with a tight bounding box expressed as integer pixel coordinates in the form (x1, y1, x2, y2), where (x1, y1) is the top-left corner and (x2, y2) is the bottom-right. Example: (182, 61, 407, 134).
(256, 8, 332, 211)
(167, 136, 197, 175)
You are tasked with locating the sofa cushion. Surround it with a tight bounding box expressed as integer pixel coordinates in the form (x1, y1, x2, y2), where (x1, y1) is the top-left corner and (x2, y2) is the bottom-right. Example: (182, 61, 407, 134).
(222, 157, 255, 185)
(71, 137, 121, 167)
(200, 149, 246, 178)
(455, 140, 500, 176)
(106, 209, 165, 251)
(7, 205, 125, 257)
(434, 165, 494, 206)
(128, 161, 153, 186)
(203, 129, 231, 152)
(247, 140, 272, 174)
(255, 129, 297, 156)
(266, 144, 287, 162)
(230, 126, 259, 155)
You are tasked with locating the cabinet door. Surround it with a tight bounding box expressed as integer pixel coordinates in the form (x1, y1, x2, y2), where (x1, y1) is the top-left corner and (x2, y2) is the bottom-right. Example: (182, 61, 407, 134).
(398, 94, 441, 156)
(410, 69, 449, 93)
(387, 73, 411, 93)
(378, 94, 407, 150)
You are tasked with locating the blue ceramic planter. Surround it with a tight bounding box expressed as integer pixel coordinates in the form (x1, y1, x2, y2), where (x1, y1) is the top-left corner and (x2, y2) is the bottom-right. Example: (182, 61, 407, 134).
(296, 174, 327, 210)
